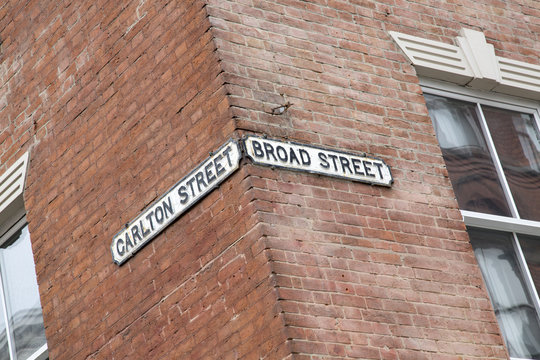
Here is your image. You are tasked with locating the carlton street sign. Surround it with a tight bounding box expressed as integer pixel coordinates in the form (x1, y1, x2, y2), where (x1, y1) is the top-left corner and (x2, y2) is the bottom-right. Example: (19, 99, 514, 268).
(111, 139, 241, 265)
(244, 136, 393, 187)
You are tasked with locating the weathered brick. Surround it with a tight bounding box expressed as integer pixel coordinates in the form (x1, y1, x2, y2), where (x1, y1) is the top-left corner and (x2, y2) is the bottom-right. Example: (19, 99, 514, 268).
(2, 0, 535, 358)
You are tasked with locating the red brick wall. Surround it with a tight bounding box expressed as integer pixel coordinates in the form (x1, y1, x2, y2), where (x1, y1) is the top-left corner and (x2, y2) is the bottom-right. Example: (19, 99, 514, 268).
(206, 0, 540, 358)
(3, 0, 287, 359)
(3, 0, 539, 359)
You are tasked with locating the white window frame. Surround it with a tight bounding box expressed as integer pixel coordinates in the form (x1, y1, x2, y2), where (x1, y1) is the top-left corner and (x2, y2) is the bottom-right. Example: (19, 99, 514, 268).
(422, 78, 540, 360)
(0, 153, 48, 360)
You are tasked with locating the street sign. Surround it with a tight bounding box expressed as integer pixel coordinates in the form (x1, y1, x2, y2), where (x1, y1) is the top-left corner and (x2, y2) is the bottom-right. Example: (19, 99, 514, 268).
(244, 136, 392, 187)
(111, 139, 241, 265)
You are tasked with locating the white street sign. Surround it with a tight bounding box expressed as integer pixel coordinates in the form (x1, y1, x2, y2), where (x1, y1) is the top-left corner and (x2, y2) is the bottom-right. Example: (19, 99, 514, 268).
(111, 139, 241, 265)
(244, 136, 392, 187)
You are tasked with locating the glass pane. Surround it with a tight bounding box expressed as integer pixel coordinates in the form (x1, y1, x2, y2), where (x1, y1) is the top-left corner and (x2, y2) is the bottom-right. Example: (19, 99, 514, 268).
(518, 234, 540, 298)
(0, 293, 10, 360)
(425, 95, 511, 216)
(0, 226, 47, 359)
(482, 105, 540, 221)
(469, 227, 540, 359)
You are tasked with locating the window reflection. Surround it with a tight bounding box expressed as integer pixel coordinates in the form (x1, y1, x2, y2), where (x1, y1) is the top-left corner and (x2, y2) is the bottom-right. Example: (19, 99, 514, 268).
(469, 228, 540, 359)
(482, 106, 540, 221)
(518, 234, 540, 299)
(0, 226, 47, 359)
(0, 312, 8, 360)
(425, 92, 540, 360)
(425, 94, 512, 216)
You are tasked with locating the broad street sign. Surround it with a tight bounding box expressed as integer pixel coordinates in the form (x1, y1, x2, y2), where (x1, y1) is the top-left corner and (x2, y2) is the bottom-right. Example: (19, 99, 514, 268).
(244, 136, 392, 187)
(111, 139, 241, 265)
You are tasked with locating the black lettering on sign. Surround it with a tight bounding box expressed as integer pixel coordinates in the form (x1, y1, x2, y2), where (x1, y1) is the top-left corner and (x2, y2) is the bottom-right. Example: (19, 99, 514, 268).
(131, 225, 142, 244)
(352, 158, 365, 175)
(276, 146, 288, 162)
(214, 154, 225, 176)
(163, 197, 174, 218)
(289, 147, 300, 165)
(363, 161, 375, 177)
(116, 238, 125, 256)
(319, 152, 329, 169)
(252, 140, 264, 158)
(263, 142, 277, 161)
(186, 177, 196, 197)
(222, 146, 233, 166)
(373, 162, 384, 178)
(146, 210, 155, 231)
(125, 232, 134, 251)
(339, 156, 352, 174)
(155, 205, 164, 224)
(299, 149, 311, 165)
(195, 171, 206, 192)
(205, 162, 216, 184)
(140, 220, 150, 237)
(178, 186, 189, 205)
(328, 154, 339, 171)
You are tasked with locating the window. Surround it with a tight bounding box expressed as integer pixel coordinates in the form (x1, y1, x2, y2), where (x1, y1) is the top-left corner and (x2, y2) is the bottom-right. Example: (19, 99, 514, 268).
(0, 219, 47, 360)
(424, 84, 540, 360)
(0, 153, 47, 360)
(390, 25, 540, 360)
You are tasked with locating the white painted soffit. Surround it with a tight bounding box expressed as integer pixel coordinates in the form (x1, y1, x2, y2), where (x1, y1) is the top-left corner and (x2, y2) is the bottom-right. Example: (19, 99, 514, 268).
(389, 29, 540, 100)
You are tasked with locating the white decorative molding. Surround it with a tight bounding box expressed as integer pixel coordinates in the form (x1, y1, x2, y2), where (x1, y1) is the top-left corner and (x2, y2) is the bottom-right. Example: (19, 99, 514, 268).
(0, 152, 29, 214)
(456, 28, 501, 90)
(0, 152, 29, 238)
(390, 29, 540, 100)
(388, 31, 473, 85)
(496, 57, 540, 100)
